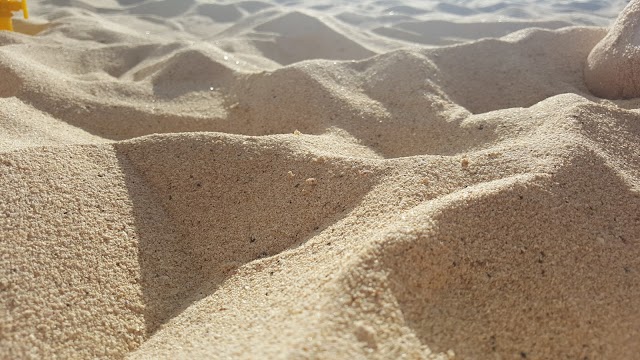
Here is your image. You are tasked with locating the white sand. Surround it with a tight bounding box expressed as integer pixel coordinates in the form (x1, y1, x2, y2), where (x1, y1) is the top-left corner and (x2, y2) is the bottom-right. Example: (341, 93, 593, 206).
(2, 0, 640, 359)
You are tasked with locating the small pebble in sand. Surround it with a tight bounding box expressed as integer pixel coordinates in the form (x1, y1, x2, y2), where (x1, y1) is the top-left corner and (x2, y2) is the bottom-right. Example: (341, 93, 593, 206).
(305, 178, 317, 185)
(461, 158, 469, 168)
(293, 130, 302, 136)
(421, 177, 430, 185)
(287, 171, 295, 179)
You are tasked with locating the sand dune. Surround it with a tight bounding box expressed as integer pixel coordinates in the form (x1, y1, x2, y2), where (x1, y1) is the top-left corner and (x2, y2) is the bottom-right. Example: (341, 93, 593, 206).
(2, 0, 639, 359)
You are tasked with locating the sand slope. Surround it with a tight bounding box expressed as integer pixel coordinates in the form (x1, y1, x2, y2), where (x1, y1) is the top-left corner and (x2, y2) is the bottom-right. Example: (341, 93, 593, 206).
(2, 0, 639, 359)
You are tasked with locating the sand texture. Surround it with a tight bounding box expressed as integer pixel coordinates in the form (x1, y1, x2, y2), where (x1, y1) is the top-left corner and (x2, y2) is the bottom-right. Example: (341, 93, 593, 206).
(2, 0, 640, 359)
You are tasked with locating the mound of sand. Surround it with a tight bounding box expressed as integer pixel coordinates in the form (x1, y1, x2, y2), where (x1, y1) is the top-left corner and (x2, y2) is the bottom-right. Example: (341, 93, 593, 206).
(2, 0, 639, 359)
(585, 0, 640, 99)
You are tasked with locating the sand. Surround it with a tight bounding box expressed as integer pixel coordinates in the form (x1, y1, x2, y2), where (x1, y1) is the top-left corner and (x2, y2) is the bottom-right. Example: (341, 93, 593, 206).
(585, 0, 640, 99)
(2, 0, 640, 359)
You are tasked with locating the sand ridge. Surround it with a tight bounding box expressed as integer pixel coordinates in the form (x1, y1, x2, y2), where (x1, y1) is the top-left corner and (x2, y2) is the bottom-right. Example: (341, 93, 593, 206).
(2, 0, 640, 359)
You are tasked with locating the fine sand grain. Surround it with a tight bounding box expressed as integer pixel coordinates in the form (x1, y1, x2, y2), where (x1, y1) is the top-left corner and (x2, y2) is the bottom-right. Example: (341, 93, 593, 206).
(2, 0, 639, 359)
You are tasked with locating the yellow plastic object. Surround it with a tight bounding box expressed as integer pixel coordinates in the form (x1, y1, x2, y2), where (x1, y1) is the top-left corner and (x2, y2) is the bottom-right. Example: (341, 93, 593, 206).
(0, 0, 28, 32)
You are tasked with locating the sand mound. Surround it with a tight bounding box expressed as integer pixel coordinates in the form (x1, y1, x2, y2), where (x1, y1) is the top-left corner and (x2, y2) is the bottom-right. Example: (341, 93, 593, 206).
(251, 11, 376, 65)
(2, 0, 639, 359)
(143, 47, 236, 98)
(379, 153, 640, 359)
(373, 19, 571, 46)
(0, 97, 104, 151)
(585, 0, 640, 99)
(425, 27, 606, 113)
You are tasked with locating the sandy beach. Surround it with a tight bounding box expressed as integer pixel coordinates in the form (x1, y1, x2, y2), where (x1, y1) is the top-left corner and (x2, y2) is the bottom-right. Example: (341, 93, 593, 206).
(2, 0, 640, 359)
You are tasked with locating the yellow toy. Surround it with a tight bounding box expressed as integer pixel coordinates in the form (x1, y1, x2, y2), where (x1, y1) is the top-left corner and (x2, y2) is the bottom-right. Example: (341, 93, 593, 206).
(0, 0, 28, 32)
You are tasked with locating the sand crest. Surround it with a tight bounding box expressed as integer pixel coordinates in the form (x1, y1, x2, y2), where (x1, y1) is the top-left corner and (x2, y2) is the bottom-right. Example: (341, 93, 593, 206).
(2, 0, 639, 359)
